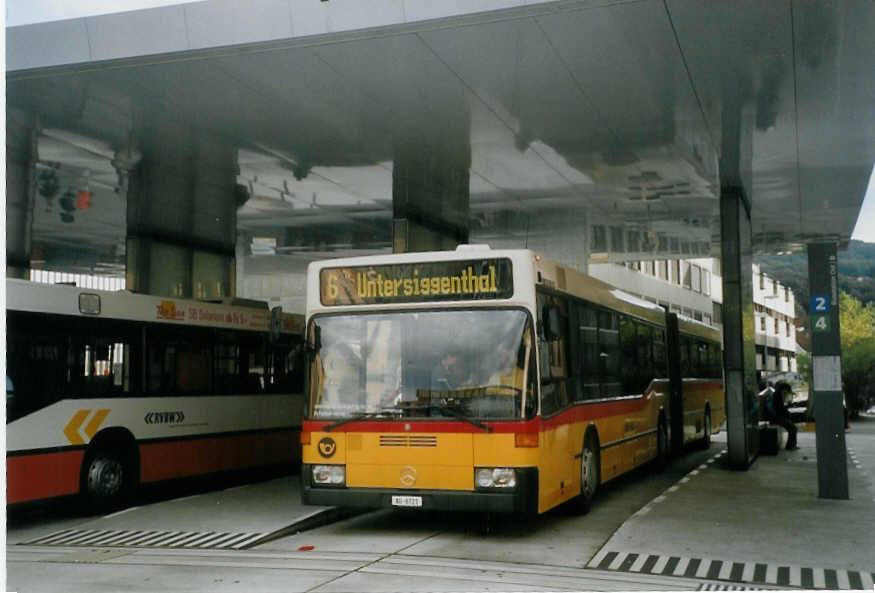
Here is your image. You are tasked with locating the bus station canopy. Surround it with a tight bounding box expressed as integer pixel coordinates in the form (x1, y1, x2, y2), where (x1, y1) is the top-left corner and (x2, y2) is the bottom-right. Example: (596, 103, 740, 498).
(6, 0, 874, 275)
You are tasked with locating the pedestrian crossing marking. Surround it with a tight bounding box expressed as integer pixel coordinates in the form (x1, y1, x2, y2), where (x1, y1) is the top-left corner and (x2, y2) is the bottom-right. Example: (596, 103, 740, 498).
(21, 528, 268, 550)
(588, 550, 874, 590)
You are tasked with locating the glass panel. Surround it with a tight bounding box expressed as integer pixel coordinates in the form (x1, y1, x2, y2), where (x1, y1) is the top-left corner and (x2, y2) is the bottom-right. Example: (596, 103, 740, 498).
(598, 310, 621, 398)
(308, 309, 532, 420)
(577, 305, 600, 400)
(619, 317, 637, 394)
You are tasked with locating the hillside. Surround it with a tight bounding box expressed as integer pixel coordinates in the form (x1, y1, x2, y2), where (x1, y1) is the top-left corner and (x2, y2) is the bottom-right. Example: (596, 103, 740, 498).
(755, 240, 875, 314)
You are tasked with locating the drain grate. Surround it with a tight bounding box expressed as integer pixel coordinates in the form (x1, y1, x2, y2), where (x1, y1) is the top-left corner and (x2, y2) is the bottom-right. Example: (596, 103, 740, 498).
(21, 528, 267, 550)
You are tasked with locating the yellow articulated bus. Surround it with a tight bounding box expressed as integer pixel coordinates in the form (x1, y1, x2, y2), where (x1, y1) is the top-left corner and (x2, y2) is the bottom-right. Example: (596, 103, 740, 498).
(300, 246, 724, 514)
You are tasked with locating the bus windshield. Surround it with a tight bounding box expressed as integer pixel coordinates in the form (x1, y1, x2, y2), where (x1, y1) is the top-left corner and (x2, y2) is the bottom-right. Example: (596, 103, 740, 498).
(308, 309, 534, 421)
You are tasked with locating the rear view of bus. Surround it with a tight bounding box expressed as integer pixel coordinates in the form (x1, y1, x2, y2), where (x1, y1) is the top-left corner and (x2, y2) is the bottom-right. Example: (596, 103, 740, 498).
(300, 247, 541, 513)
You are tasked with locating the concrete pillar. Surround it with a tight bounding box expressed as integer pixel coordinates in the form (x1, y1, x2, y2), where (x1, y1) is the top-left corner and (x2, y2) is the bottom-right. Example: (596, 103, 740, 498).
(6, 108, 38, 279)
(720, 79, 759, 470)
(125, 110, 238, 299)
(391, 87, 471, 253)
(806, 242, 849, 499)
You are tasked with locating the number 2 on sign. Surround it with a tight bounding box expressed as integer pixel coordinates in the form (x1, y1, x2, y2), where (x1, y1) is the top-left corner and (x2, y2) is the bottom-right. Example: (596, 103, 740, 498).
(811, 295, 830, 313)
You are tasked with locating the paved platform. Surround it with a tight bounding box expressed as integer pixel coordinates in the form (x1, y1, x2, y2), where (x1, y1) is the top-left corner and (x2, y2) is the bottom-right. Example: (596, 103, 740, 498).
(8, 415, 875, 591)
(589, 417, 875, 590)
(10, 475, 349, 551)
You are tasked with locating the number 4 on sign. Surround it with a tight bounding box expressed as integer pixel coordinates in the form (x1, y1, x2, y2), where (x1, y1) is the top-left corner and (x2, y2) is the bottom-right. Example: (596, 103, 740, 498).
(813, 314, 830, 332)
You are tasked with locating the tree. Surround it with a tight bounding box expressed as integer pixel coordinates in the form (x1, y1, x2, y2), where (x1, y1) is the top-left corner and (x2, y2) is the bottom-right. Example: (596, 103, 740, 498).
(839, 292, 875, 417)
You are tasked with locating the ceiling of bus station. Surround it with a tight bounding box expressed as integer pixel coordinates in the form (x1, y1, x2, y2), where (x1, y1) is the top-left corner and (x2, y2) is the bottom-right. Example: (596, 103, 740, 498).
(6, 0, 875, 277)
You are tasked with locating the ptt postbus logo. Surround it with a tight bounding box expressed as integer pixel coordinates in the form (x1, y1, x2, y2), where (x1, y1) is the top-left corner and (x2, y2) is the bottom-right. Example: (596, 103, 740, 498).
(318, 437, 337, 458)
(144, 411, 185, 424)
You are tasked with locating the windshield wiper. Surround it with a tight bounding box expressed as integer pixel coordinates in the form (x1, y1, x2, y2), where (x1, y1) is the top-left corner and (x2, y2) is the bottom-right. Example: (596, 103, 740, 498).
(406, 402, 492, 433)
(324, 409, 399, 432)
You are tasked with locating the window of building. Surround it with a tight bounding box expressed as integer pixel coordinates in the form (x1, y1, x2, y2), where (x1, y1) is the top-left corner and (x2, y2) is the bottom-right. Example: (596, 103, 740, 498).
(644, 261, 654, 276)
(774, 318, 779, 334)
(627, 231, 640, 253)
(760, 273, 765, 290)
(702, 269, 711, 296)
(786, 323, 791, 337)
(784, 286, 789, 302)
(760, 316, 766, 331)
(591, 225, 607, 252)
(713, 303, 722, 325)
(658, 260, 669, 281)
(681, 261, 692, 289)
(691, 264, 701, 292)
(611, 227, 624, 252)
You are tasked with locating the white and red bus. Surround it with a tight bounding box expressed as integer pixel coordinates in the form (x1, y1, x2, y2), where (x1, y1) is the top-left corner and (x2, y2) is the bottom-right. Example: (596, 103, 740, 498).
(6, 279, 305, 510)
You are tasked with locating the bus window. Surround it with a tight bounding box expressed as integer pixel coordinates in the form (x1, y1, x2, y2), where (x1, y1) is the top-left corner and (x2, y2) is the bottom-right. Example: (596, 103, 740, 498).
(653, 329, 667, 378)
(636, 323, 654, 393)
(538, 293, 569, 415)
(619, 316, 637, 394)
(147, 327, 213, 395)
(78, 336, 136, 397)
(6, 328, 69, 421)
(598, 310, 621, 398)
(679, 336, 692, 377)
(577, 304, 600, 400)
(309, 309, 534, 420)
(214, 331, 267, 394)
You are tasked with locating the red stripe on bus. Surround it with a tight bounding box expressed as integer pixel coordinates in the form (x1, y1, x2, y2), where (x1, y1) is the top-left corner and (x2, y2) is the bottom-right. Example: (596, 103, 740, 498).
(540, 397, 653, 430)
(139, 429, 300, 483)
(6, 449, 86, 504)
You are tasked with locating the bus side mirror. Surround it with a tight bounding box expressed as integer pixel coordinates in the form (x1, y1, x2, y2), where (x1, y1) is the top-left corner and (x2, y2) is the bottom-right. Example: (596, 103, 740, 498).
(544, 306, 562, 341)
(269, 306, 283, 343)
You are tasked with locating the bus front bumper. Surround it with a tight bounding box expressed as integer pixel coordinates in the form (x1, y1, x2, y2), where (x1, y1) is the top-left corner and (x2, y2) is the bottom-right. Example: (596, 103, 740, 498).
(301, 465, 538, 514)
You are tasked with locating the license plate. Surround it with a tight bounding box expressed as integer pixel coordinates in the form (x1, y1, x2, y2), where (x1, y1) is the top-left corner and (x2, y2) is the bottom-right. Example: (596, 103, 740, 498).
(391, 495, 422, 507)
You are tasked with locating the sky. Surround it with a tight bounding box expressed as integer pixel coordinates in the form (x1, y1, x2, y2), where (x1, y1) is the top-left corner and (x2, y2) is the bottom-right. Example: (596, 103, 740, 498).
(851, 166, 875, 243)
(4, 1, 875, 244)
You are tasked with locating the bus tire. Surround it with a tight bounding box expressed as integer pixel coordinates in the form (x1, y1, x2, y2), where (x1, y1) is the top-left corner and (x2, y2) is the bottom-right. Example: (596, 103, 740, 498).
(80, 434, 138, 513)
(699, 409, 711, 450)
(653, 417, 669, 472)
(571, 430, 600, 515)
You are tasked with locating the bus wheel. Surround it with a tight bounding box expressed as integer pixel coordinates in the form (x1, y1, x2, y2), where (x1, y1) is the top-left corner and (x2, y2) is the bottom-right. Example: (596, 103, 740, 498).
(571, 431, 600, 514)
(699, 410, 711, 450)
(81, 443, 136, 512)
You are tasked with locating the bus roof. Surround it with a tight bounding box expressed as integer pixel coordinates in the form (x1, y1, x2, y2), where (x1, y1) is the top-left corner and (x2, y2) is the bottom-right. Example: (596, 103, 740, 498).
(6, 278, 303, 334)
(305, 246, 722, 343)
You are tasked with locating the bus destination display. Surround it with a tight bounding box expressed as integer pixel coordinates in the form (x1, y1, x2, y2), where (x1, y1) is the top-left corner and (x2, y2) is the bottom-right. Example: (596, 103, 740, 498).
(320, 258, 513, 305)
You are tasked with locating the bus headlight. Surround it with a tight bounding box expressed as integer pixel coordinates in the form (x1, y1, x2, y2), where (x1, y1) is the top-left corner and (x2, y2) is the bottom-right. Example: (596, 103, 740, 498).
(475, 467, 517, 489)
(312, 464, 346, 486)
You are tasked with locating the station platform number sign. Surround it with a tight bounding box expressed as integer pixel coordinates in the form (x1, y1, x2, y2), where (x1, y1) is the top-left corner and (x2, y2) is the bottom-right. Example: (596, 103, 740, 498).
(811, 294, 831, 332)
